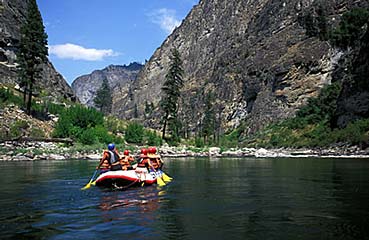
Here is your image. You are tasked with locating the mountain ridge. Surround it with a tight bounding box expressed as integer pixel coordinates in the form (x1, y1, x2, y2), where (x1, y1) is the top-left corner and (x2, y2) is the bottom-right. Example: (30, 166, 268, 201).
(114, 0, 368, 136)
(71, 62, 143, 108)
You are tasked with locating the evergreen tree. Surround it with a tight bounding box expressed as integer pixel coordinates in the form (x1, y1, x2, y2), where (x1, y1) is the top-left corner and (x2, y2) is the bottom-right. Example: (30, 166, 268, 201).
(202, 91, 215, 144)
(160, 48, 184, 140)
(17, 0, 48, 115)
(93, 78, 112, 114)
(330, 8, 369, 49)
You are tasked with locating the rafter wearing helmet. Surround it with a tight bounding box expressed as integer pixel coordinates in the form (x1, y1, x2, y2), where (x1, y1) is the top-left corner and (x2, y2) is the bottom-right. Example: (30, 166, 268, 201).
(96, 143, 122, 172)
(148, 146, 163, 170)
(119, 149, 135, 170)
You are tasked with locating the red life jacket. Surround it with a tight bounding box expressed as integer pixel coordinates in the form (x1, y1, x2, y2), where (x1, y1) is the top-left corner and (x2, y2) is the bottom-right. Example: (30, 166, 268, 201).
(137, 158, 149, 168)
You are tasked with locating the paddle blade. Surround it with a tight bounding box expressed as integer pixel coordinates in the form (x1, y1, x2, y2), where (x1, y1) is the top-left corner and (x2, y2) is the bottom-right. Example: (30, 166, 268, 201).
(81, 169, 98, 190)
(162, 172, 172, 182)
(156, 176, 166, 186)
(81, 181, 92, 190)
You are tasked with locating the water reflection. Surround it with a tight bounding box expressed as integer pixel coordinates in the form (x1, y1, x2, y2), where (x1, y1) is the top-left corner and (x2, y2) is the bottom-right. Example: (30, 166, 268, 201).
(1, 158, 369, 240)
(98, 186, 163, 231)
(99, 188, 162, 211)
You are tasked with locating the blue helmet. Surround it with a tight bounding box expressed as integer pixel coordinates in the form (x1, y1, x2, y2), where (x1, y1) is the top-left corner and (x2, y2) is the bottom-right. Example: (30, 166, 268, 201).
(108, 143, 115, 151)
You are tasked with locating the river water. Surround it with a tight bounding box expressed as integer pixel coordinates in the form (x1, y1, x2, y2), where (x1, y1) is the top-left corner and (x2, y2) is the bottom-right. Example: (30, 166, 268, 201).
(0, 157, 369, 240)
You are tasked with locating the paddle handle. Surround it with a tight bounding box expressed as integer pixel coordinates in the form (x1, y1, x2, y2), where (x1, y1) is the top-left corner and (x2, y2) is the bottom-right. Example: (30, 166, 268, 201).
(90, 169, 98, 182)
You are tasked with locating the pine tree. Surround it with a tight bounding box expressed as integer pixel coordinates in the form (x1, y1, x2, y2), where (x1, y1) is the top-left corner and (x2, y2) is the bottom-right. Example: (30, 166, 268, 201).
(202, 92, 215, 144)
(160, 48, 184, 140)
(93, 78, 112, 115)
(17, 0, 48, 115)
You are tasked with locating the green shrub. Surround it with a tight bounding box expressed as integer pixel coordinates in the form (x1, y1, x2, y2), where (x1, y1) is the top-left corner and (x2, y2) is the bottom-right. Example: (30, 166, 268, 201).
(194, 137, 205, 148)
(53, 105, 104, 139)
(52, 116, 73, 138)
(301, 122, 332, 147)
(30, 127, 45, 138)
(79, 128, 97, 145)
(0, 87, 12, 102)
(166, 136, 180, 146)
(104, 116, 126, 134)
(125, 122, 144, 144)
(91, 125, 124, 144)
(297, 83, 341, 124)
(91, 125, 111, 143)
(330, 8, 369, 49)
(336, 119, 369, 145)
(73, 126, 124, 145)
(277, 117, 306, 129)
(10, 120, 29, 138)
(145, 130, 162, 146)
(219, 128, 241, 148)
(52, 105, 125, 145)
(45, 102, 65, 115)
(0, 87, 24, 107)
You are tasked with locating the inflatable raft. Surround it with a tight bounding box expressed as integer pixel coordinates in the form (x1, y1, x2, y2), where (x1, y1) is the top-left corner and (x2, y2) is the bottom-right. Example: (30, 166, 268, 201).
(94, 169, 163, 189)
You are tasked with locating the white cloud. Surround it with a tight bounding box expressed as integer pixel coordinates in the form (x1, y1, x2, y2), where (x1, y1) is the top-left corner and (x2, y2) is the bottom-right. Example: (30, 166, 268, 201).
(48, 43, 119, 61)
(149, 8, 181, 34)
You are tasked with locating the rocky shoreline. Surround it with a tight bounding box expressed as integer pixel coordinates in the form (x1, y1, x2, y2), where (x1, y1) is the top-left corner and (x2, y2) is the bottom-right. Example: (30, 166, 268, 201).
(1, 141, 369, 161)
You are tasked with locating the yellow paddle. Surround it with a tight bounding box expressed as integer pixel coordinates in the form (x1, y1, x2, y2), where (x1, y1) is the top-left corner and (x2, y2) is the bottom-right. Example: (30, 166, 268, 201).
(156, 174, 166, 186)
(160, 171, 173, 182)
(81, 169, 98, 190)
(149, 166, 166, 186)
(156, 169, 172, 182)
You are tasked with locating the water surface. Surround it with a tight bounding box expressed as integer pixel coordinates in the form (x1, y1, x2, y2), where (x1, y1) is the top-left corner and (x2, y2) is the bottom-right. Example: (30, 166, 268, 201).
(0, 157, 369, 239)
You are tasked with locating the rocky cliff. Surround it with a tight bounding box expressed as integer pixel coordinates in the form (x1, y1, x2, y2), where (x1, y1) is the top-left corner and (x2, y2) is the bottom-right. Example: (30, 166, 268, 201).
(334, 18, 369, 128)
(115, 0, 368, 135)
(0, 0, 76, 102)
(71, 63, 143, 108)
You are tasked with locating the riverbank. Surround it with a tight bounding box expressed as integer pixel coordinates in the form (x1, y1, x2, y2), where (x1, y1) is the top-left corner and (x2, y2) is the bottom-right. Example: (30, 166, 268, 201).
(1, 141, 369, 161)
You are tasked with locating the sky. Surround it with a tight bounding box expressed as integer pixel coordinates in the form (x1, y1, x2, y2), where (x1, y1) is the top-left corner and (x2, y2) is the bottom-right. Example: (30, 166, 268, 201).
(37, 0, 198, 85)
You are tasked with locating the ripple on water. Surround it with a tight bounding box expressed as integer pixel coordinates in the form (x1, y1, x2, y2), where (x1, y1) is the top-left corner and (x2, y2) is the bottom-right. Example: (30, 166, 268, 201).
(1, 158, 369, 240)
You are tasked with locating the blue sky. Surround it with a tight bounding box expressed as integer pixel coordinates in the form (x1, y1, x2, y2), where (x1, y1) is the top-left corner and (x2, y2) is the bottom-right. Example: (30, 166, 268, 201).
(37, 0, 197, 85)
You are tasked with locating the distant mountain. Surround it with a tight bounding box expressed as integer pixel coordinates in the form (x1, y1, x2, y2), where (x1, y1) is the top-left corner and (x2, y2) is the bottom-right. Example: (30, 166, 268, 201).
(0, 0, 77, 102)
(114, 0, 369, 135)
(71, 63, 143, 109)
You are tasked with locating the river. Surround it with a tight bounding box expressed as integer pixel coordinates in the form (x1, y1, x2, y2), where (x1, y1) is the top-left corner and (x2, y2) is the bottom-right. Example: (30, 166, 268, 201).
(0, 157, 369, 240)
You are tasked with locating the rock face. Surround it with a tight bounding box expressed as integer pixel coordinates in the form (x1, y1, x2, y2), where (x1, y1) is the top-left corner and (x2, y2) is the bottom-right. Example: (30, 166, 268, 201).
(0, 105, 55, 140)
(0, 0, 76, 102)
(334, 21, 369, 128)
(71, 63, 143, 109)
(115, 0, 367, 135)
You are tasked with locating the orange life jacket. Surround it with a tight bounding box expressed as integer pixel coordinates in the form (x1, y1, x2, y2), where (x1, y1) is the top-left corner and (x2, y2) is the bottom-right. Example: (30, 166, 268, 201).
(137, 158, 150, 168)
(119, 156, 132, 167)
(99, 150, 120, 169)
(150, 158, 160, 169)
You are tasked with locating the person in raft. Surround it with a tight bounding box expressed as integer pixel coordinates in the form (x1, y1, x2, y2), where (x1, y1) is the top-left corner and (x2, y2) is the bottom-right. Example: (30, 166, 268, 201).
(119, 149, 135, 170)
(136, 148, 154, 172)
(135, 148, 153, 181)
(96, 143, 122, 172)
(147, 146, 163, 170)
